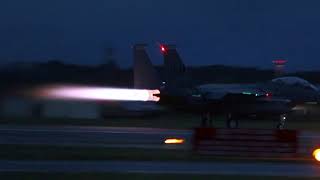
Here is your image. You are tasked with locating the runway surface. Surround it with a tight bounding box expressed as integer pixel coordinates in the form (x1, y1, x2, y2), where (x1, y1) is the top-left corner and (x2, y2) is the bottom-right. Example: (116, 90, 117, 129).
(1, 160, 320, 177)
(1, 125, 320, 177)
(0, 125, 192, 149)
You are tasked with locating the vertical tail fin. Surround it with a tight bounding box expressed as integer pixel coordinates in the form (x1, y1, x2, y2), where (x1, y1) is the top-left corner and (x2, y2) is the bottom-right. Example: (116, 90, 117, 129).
(160, 44, 190, 90)
(133, 44, 160, 89)
(161, 44, 186, 79)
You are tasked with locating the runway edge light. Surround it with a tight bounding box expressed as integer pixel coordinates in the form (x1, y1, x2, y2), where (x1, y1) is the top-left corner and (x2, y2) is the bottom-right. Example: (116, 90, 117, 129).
(164, 138, 185, 144)
(312, 148, 320, 161)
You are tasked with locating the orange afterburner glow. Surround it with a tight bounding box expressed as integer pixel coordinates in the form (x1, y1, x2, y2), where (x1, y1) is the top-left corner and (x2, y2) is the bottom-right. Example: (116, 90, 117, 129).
(313, 149, 320, 162)
(164, 138, 185, 144)
(35, 85, 160, 102)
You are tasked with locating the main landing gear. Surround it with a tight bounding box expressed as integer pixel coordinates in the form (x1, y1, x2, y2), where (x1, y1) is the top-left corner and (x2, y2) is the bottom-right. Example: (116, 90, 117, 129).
(201, 112, 213, 127)
(201, 112, 239, 129)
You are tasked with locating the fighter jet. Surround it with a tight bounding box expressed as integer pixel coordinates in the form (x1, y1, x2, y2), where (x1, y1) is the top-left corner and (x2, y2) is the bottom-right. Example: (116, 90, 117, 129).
(159, 44, 320, 128)
(133, 44, 294, 129)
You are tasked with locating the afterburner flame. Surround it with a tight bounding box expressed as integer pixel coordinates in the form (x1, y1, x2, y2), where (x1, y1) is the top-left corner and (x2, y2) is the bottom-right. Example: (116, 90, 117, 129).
(35, 85, 160, 102)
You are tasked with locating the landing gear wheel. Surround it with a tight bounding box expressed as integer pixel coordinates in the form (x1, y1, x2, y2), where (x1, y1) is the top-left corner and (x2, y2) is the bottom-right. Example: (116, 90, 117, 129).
(277, 114, 287, 130)
(201, 112, 213, 127)
(227, 118, 239, 129)
(201, 113, 208, 127)
(277, 123, 285, 130)
(201, 115, 208, 127)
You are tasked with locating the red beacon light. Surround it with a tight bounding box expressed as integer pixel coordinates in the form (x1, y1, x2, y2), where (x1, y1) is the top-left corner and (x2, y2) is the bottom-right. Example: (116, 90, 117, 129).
(160, 45, 167, 53)
(272, 59, 287, 65)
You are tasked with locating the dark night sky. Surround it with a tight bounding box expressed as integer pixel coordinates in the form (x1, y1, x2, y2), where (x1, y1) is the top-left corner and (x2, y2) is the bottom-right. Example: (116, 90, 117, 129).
(1, 0, 320, 71)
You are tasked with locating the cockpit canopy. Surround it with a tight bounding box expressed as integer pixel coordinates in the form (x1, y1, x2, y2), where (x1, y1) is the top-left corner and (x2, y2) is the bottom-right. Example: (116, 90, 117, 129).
(271, 76, 318, 91)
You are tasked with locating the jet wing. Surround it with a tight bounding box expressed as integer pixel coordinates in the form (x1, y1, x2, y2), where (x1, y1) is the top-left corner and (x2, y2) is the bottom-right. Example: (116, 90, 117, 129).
(197, 84, 265, 100)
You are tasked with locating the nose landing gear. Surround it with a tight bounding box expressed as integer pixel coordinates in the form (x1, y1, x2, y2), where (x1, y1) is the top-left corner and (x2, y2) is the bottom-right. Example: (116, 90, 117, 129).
(226, 113, 239, 129)
(277, 114, 287, 129)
